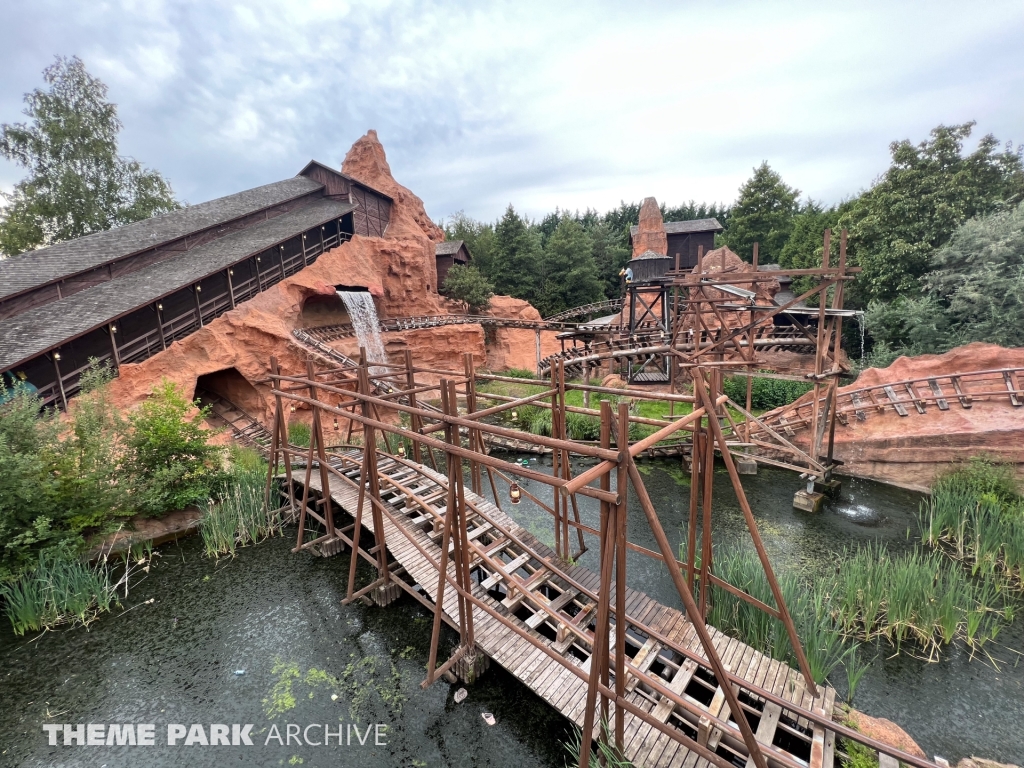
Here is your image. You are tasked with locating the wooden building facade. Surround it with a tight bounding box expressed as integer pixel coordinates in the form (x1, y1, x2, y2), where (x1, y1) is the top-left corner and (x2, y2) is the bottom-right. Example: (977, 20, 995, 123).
(629, 218, 723, 270)
(434, 240, 472, 291)
(0, 162, 393, 410)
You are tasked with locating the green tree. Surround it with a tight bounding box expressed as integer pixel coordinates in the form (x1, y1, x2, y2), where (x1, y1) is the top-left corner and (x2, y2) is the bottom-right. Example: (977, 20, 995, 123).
(491, 205, 541, 301)
(126, 380, 224, 517)
(0, 56, 179, 257)
(537, 217, 604, 317)
(722, 162, 800, 263)
(442, 211, 497, 279)
(841, 122, 1024, 303)
(442, 264, 494, 312)
(589, 220, 631, 300)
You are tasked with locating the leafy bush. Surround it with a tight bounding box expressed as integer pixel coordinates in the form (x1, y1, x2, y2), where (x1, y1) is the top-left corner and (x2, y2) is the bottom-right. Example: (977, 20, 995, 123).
(126, 380, 224, 517)
(722, 373, 812, 411)
(503, 368, 536, 379)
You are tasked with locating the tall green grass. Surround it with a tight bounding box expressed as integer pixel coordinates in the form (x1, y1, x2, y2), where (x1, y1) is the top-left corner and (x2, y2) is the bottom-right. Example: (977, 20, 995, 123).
(832, 542, 1009, 655)
(201, 464, 282, 558)
(920, 457, 1024, 587)
(288, 422, 312, 448)
(702, 545, 857, 686)
(0, 545, 118, 635)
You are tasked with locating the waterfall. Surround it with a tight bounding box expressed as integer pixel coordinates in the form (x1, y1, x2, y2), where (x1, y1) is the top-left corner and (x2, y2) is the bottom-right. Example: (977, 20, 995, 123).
(856, 312, 866, 362)
(337, 291, 389, 376)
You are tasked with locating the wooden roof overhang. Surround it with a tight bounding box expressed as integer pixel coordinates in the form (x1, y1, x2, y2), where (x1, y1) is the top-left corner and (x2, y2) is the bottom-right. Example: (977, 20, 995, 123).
(0, 198, 355, 371)
(0, 176, 325, 305)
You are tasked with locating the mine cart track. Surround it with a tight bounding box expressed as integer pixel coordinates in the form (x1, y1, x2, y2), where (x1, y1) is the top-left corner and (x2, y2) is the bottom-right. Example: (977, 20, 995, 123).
(544, 298, 623, 322)
(747, 367, 1024, 441)
(196, 389, 274, 456)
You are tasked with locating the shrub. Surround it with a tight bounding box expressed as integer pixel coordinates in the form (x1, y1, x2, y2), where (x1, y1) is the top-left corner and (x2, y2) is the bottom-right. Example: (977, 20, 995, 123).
(722, 373, 812, 411)
(126, 380, 224, 517)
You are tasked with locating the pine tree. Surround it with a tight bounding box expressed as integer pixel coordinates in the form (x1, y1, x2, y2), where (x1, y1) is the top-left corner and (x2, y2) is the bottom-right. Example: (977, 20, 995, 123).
(537, 217, 604, 317)
(491, 205, 541, 301)
(722, 162, 800, 263)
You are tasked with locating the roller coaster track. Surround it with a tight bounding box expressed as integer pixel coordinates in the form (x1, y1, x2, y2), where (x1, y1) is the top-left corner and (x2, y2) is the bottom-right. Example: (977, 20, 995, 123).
(299, 313, 613, 343)
(744, 367, 1024, 442)
(543, 298, 623, 322)
(291, 328, 550, 454)
(536, 327, 818, 377)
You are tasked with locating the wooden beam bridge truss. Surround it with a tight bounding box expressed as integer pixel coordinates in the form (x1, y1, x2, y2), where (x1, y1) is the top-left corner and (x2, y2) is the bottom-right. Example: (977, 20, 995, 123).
(264, 341, 938, 768)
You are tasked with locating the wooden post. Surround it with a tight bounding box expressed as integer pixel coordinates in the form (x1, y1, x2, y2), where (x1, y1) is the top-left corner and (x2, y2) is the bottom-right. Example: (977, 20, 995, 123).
(51, 352, 68, 411)
(154, 303, 167, 351)
(463, 353, 483, 496)
(579, 400, 615, 768)
(535, 329, 542, 373)
(108, 324, 121, 369)
(826, 230, 848, 465)
(194, 285, 204, 328)
(752, 241, 759, 270)
(614, 402, 629, 750)
(697, 244, 704, 274)
(226, 268, 237, 309)
(307, 360, 336, 538)
(810, 230, 831, 461)
(255, 255, 264, 293)
(404, 349, 422, 464)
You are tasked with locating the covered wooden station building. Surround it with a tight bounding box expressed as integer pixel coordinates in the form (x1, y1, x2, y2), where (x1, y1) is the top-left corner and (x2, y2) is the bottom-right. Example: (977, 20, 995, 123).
(0, 161, 393, 409)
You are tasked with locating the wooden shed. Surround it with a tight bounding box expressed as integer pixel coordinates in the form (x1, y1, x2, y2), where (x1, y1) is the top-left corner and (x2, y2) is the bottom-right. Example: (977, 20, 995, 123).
(435, 240, 472, 292)
(630, 218, 723, 270)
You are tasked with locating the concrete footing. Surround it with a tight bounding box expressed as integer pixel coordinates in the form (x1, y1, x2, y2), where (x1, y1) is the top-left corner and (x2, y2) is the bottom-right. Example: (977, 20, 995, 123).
(369, 581, 403, 607)
(793, 489, 826, 513)
(736, 456, 758, 475)
(813, 478, 842, 499)
(452, 647, 490, 684)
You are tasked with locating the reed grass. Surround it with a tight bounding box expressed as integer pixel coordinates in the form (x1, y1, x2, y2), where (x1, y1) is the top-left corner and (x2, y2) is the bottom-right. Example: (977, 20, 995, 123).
(0, 545, 119, 635)
(563, 721, 635, 768)
(702, 545, 858, 686)
(831, 541, 1012, 658)
(200, 469, 282, 558)
(288, 422, 312, 448)
(920, 457, 1024, 588)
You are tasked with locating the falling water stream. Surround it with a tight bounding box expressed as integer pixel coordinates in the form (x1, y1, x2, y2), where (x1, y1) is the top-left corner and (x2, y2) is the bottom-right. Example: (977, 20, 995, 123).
(337, 290, 390, 376)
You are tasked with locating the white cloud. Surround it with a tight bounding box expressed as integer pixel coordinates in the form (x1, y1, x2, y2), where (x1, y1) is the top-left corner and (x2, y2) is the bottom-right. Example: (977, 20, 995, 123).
(0, 0, 1021, 221)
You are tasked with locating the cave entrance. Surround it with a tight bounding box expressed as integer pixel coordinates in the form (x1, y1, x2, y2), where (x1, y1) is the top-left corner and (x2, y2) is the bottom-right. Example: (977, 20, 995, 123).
(299, 286, 358, 328)
(195, 367, 263, 419)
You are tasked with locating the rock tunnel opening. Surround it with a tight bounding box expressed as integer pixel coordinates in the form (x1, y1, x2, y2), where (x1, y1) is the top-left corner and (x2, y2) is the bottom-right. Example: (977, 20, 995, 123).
(300, 285, 371, 327)
(195, 367, 263, 419)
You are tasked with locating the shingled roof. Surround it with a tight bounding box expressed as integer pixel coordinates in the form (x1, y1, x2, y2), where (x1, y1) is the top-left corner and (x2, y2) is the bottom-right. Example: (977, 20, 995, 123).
(629, 218, 723, 237)
(0, 198, 354, 370)
(0, 175, 324, 302)
(434, 240, 465, 256)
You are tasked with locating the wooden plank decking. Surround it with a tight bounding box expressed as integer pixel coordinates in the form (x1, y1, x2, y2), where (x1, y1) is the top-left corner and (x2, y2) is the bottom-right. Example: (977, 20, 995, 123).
(290, 451, 836, 768)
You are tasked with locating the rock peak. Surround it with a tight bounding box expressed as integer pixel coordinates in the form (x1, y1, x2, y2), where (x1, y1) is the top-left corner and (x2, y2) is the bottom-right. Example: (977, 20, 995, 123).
(632, 196, 667, 258)
(340, 130, 443, 243)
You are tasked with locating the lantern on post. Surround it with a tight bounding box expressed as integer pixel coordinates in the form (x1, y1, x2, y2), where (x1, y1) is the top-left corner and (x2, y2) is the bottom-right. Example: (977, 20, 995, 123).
(333, 417, 339, 431)
(398, 442, 406, 458)
(509, 483, 522, 504)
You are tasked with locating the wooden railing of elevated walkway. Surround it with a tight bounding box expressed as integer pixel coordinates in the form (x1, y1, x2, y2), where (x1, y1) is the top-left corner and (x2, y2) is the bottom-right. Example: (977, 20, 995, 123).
(262, 351, 941, 768)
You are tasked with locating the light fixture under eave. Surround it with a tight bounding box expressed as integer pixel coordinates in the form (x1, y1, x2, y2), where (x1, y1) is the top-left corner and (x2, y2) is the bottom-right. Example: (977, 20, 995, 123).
(53, 352, 61, 361)
(509, 483, 522, 504)
(228, 269, 233, 276)
(157, 303, 163, 311)
(110, 324, 117, 333)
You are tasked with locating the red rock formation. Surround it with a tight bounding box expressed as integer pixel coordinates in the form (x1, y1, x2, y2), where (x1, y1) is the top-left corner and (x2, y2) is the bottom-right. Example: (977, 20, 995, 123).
(104, 132, 552, 428)
(846, 709, 926, 759)
(632, 197, 668, 258)
(764, 343, 1024, 491)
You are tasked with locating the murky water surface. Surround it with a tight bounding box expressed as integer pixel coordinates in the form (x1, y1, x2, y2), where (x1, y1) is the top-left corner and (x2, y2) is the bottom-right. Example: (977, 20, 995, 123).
(1, 457, 1021, 765)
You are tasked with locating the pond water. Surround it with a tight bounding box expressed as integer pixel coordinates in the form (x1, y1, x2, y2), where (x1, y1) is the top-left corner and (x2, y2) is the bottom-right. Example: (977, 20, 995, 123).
(1, 457, 1021, 766)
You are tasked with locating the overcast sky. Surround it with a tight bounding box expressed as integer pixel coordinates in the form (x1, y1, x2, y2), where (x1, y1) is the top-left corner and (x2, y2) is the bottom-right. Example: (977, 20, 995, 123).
(1, 0, 1022, 224)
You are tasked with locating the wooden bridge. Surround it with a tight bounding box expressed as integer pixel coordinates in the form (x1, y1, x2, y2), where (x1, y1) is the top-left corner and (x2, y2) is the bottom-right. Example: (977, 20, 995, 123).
(286, 448, 838, 768)
(262, 346, 940, 768)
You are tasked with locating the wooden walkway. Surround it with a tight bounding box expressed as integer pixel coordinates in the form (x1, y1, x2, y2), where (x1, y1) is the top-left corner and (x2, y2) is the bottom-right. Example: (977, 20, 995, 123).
(289, 450, 837, 768)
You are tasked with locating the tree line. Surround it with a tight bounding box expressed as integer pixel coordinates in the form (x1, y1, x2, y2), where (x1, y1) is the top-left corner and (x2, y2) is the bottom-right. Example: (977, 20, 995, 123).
(3, 57, 1022, 363)
(443, 123, 1024, 363)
